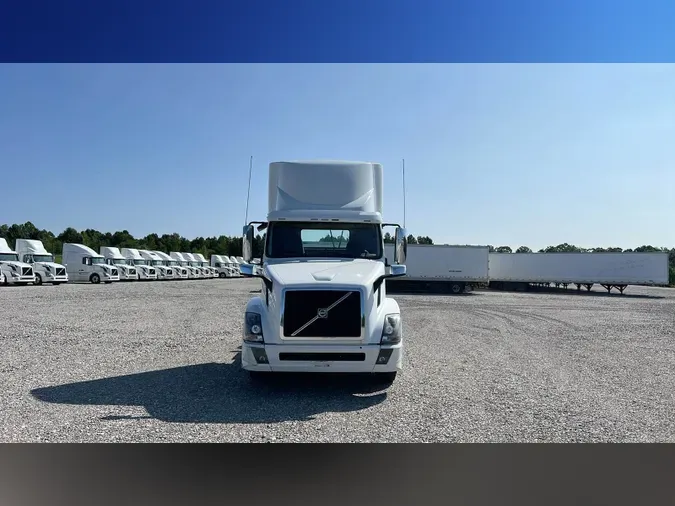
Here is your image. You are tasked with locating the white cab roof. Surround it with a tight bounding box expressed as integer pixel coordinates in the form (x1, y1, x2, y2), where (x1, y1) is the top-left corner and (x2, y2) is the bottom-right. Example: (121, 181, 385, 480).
(0, 238, 17, 254)
(100, 246, 125, 259)
(139, 250, 161, 261)
(121, 248, 144, 260)
(15, 239, 50, 254)
(63, 243, 102, 257)
(154, 251, 172, 261)
(267, 160, 383, 222)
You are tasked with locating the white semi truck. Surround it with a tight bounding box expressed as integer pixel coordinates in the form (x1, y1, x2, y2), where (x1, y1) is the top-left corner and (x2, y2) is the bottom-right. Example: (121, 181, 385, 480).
(211, 254, 236, 278)
(139, 250, 174, 280)
(62, 243, 120, 283)
(384, 243, 490, 294)
(154, 251, 189, 279)
(183, 252, 207, 278)
(170, 251, 200, 279)
(100, 246, 139, 281)
(194, 253, 217, 278)
(488, 251, 671, 294)
(239, 160, 408, 385)
(0, 238, 36, 285)
(229, 256, 243, 276)
(15, 239, 68, 285)
(120, 248, 158, 280)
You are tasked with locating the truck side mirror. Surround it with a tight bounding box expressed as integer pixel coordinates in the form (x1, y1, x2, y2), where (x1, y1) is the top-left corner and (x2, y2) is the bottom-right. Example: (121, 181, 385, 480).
(394, 227, 407, 265)
(242, 224, 255, 263)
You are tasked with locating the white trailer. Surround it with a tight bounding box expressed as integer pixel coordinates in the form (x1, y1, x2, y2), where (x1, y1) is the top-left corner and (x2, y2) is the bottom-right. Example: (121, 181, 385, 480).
(194, 253, 217, 278)
(62, 243, 119, 284)
(183, 252, 207, 278)
(384, 243, 490, 294)
(120, 248, 158, 280)
(0, 238, 36, 285)
(488, 251, 670, 294)
(15, 239, 68, 285)
(100, 247, 139, 281)
(170, 251, 200, 279)
(139, 250, 175, 280)
(239, 159, 408, 385)
(154, 251, 189, 279)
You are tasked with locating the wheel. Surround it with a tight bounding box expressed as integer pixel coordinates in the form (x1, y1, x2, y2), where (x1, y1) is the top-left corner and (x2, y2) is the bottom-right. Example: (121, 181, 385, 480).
(219, 272, 226, 278)
(373, 371, 397, 386)
(34, 273, 43, 285)
(90, 273, 101, 284)
(450, 282, 465, 294)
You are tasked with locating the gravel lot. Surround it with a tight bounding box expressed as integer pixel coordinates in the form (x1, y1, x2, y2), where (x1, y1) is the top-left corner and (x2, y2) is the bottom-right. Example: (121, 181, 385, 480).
(1, 278, 674, 442)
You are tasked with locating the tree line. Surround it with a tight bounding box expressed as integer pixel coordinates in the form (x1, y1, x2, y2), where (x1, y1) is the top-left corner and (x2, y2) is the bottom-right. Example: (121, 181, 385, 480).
(1, 221, 673, 284)
(0, 221, 265, 262)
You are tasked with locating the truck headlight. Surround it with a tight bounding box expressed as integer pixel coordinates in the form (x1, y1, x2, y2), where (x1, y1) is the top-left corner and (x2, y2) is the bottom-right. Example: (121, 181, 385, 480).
(244, 312, 264, 343)
(380, 314, 402, 344)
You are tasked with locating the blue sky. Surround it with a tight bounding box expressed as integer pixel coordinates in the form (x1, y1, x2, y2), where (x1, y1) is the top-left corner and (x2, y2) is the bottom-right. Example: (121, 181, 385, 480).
(1, 64, 673, 250)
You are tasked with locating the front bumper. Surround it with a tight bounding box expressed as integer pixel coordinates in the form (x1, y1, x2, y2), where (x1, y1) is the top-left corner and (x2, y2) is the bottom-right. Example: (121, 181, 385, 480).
(240, 342, 402, 373)
(7, 274, 36, 284)
(45, 274, 68, 283)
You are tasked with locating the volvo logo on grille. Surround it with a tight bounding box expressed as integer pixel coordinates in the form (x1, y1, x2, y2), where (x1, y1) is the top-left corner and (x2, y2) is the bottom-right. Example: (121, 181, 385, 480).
(317, 308, 328, 319)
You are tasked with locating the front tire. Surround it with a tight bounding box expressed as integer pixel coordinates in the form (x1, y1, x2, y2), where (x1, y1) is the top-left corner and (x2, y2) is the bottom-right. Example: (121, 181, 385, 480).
(34, 274, 43, 285)
(90, 273, 101, 284)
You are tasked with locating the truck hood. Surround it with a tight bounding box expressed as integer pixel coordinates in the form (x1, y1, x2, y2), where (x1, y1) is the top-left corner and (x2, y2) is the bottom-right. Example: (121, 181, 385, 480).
(0, 260, 33, 269)
(265, 259, 385, 288)
(36, 261, 66, 269)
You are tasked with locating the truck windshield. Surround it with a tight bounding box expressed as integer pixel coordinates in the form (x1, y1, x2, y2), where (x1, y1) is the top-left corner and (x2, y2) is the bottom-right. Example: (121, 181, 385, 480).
(168, 260, 178, 266)
(91, 257, 105, 264)
(189, 262, 199, 267)
(133, 259, 148, 265)
(0, 253, 19, 262)
(112, 258, 128, 265)
(33, 254, 54, 262)
(151, 260, 163, 266)
(266, 222, 382, 259)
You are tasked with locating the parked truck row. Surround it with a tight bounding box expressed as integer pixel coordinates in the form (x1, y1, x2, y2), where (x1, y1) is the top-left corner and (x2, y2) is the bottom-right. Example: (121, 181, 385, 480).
(0, 238, 260, 286)
(383, 244, 670, 295)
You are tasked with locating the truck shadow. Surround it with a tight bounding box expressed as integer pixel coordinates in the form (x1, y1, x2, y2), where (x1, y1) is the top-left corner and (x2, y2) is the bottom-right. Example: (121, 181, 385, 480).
(29, 353, 389, 424)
